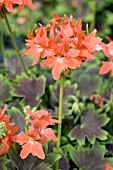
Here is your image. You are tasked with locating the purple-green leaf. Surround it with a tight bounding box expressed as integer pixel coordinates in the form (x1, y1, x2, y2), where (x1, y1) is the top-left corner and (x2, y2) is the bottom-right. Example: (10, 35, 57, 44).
(59, 154, 70, 170)
(49, 81, 78, 116)
(8, 145, 61, 170)
(67, 143, 107, 170)
(77, 74, 100, 97)
(50, 81, 78, 103)
(12, 74, 46, 108)
(71, 61, 101, 97)
(68, 109, 110, 144)
(0, 74, 11, 102)
(6, 55, 32, 78)
(8, 107, 25, 133)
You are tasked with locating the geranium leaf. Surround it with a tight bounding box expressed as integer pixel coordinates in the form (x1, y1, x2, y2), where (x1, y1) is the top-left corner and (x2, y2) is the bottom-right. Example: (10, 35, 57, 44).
(0, 155, 9, 170)
(30, 154, 61, 170)
(8, 145, 24, 170)
(0, 74, 11, 102)
(50, 80, 78, 103)
(12, 74, 46, 108)
(8, 107, 25, 133)
(68, 109, 110, 145)
(67, 143, 107, 170)
(78, 74, 100, 97)
(8, 146, 61, 170)
(6, 55, 32, 78)
(54, 102, 72, 117)
(49, 81, 78, 116)
(71, 61, 101, 98)
(59, 154, 70, 170)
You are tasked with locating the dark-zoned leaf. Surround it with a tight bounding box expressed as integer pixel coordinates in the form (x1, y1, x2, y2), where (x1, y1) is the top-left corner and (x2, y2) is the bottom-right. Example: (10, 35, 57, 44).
(6, 55, 32, 79)
(8, 107, 25, 133)
(49, 81, 78, 116)
(59, 154, 70, 170)
(8, 144, 24, 170)
(0, 74, 11, 102)
(30, 154, 61, 170)
(12, 74, 46, 108)
(8, 146, 61, 170)
(68, 109, 109, 144)
(54, 102, 72, 117)
(50, 80, 78, 103)
(67, 143, 107, 170)
(77, 74, 100, 97)
(71, 61, 101, 98)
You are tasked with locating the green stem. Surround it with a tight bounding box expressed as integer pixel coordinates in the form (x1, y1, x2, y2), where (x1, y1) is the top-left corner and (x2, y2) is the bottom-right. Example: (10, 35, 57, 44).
(102, 74, 112, 97)
(90, 0, 96, 31)
(4, 14, 28, 75)
(0, 29, 5, 63)
(55, 73, 64, 170)
(74, 112, 81, 125)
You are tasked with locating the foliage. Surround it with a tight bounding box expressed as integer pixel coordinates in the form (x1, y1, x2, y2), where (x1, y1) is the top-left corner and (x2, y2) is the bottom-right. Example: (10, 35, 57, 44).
(1, 0, 113, 169)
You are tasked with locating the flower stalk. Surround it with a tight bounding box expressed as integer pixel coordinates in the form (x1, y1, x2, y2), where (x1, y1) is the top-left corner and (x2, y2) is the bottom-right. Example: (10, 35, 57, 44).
(0, 29, 5, 63)
(90, 0, 96, 31)
(4, 14, 28, 75)
(55, 73, 64, 170)
(102, 74, 112, 97)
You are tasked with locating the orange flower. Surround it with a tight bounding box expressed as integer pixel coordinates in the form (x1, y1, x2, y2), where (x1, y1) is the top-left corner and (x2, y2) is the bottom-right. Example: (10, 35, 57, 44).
(18, 0, 35, 11)
(106, 163, 113, 170)
(12, 131, 45, 159)
(12, 108, 60, 159)
(0, 126, 18, 155)
(99, 61, 113, 75)
(25, 108, 60, 129)
(0, 0, 35, 13)
(23, 14, 102, 80)
(99, 37, 113, 75)
(0, 105, 18, 155)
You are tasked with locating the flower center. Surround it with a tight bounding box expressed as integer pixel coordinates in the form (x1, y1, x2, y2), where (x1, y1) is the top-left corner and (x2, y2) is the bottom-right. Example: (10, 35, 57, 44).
(57, 58, 63, 63)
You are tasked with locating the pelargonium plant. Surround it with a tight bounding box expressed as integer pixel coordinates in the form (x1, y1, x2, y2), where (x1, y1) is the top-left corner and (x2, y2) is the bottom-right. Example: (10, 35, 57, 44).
(22, 13, 103, 169)
(1, 1, 113, 169)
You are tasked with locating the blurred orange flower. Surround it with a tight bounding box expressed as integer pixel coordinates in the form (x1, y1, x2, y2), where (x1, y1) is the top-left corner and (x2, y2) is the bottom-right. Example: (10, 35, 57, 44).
(106, 163, 113, 170)
(99, 37, 113, 75)
(0, 0, 35, 13)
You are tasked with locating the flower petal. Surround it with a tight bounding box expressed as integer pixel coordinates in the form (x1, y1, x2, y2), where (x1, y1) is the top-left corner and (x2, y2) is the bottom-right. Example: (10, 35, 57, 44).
(41, 128, 58, 141)
(99, 61, 113, 75)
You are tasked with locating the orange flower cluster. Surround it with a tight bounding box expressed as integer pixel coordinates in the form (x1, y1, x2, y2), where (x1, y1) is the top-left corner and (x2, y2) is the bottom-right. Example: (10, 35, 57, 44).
(0, 106, 18, 155)
(0, 0, 35, 13)
(23, 13, 102, 80)
(12, 108, 60, 159)
(106, 163, 113, 170)
(99, 36, 113, 75)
